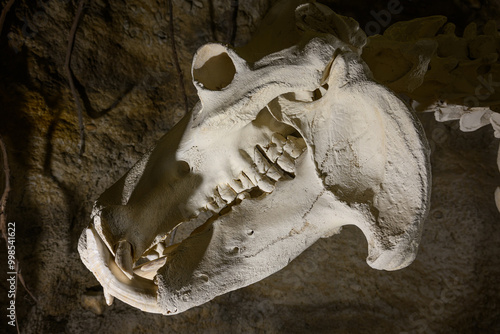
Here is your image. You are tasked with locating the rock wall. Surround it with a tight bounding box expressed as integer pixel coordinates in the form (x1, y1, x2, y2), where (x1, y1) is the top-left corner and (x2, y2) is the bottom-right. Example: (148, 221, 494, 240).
(0, 0, 499, 333)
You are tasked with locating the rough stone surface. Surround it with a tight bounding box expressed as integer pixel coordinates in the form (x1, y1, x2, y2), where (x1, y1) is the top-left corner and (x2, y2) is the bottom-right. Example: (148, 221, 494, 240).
(0, 0, 499, 333)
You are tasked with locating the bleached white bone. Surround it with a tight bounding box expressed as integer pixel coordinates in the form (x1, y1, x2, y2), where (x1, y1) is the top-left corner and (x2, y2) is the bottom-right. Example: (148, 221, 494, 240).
(78, 1, 430, 315)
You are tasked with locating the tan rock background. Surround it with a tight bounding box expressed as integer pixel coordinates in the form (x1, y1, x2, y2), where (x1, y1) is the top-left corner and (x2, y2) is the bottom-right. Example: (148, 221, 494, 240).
(0, 0, 499, 333)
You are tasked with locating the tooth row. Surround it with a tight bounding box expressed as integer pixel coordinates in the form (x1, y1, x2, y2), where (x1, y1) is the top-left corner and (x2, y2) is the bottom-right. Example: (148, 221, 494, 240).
(135, 135, 307, 265)
(218, 184, 237, 203)
(207, 174, 250, 212)
(205, 134, 307, 211)
(263, 134, 306, 175)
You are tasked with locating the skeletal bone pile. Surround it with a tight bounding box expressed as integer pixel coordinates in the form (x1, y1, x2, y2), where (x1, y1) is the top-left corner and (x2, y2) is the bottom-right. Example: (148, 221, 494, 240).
(363, 15, 500, 211)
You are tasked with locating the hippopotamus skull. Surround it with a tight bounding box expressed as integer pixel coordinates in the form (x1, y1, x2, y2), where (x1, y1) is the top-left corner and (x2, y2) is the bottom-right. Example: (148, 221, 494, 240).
(78, 2, 430, 315)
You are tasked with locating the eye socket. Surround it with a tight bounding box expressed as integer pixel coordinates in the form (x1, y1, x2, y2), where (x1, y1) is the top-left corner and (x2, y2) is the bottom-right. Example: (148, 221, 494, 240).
(192, 44, 236, 91)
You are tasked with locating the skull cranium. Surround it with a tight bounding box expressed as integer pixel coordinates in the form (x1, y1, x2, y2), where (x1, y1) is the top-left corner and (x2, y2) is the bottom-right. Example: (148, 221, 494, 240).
(78, 2, 430, 315)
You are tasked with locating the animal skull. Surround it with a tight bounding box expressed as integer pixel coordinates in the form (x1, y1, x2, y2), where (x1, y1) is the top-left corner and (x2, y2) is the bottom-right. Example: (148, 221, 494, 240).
(78, 2, 430, 315)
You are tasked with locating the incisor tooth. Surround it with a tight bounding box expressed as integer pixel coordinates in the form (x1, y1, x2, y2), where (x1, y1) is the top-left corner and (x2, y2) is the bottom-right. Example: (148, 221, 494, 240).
(81, 227, 162, 313)
(155, 242, 165, 256)
(144, 251, 159, 261)
(115, 240, 134, 279)
(319, 85, 328, 96)
(134, 257, 167, 280)
(161, 242, 180, 256)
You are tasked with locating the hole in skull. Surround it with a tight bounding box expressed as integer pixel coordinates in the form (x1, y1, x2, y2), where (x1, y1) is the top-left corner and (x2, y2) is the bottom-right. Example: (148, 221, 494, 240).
(281, 83, 329, 103)
(193, 44, 236, 91)
(313, 84, 329, 100)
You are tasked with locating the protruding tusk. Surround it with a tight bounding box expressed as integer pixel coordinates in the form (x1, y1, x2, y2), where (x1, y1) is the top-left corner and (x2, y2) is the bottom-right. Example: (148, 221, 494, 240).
(115, 240, 134, 279)
(104, 290, 115, 305)
(78, 227, 163, 314)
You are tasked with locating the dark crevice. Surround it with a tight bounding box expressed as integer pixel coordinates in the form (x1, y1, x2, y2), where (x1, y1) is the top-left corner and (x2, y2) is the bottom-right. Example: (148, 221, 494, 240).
(208, 0, 217, 41)
(167, 0, 189, 115)
(228, 0, 238, 45)
(71, 72, 135, 119)
(65, 0, 88, 155)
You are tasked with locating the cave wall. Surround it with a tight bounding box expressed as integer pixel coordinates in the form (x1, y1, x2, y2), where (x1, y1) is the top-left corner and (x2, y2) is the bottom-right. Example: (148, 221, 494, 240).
(0, 0, 499, 333)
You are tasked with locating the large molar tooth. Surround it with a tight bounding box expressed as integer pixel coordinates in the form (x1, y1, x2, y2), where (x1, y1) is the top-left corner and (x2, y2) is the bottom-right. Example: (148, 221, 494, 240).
(266, 165, 284, 181)
(277, 152, 296, 174)
(255, 174, 275, 193)
(217, 184, 237, 203)
(239, 172, 255, 189)
(213, 188, 227, 207)
(206, 200, 221, 213)
(115, 240, 134, 279)
(284, 136, 307, 159)
(254, 147, 272, 174)
(271, 133, 286, 152)
(266, 144, 281, 163)
(230, 179, 245, 193)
